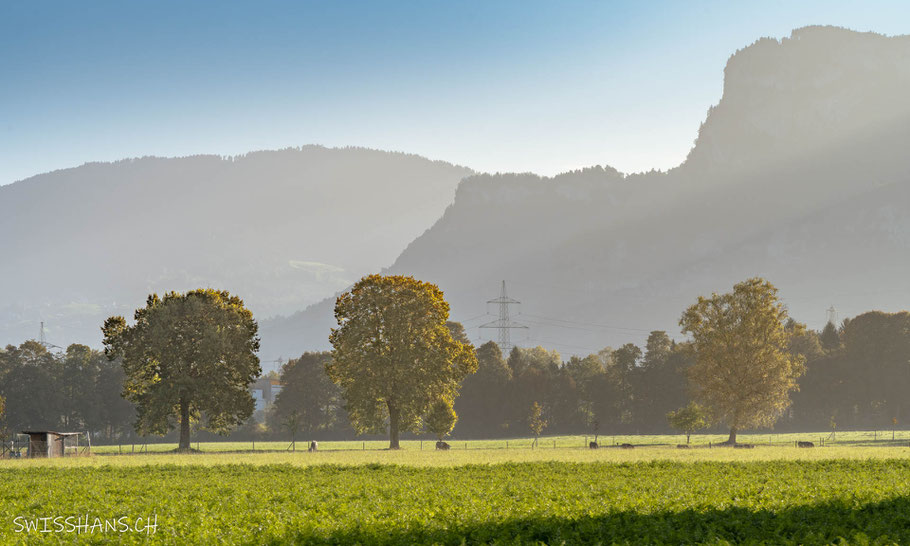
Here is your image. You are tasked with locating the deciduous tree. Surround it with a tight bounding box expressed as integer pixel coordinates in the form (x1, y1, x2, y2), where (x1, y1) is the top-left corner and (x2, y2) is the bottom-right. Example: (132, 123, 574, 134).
(271, 352, 343, 436)
(327, 275, 477, 449)
(102, 289, 261, 451)
(680, 278, 805, 444)
(666, 402, 709, 444)
(529, 401, 547, 447)
(425, 398, 457, 441)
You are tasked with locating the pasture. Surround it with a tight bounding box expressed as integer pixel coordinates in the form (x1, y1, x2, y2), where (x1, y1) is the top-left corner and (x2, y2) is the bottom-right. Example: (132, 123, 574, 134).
(2, 434, 910, 544)
(86, 429, 910, 455)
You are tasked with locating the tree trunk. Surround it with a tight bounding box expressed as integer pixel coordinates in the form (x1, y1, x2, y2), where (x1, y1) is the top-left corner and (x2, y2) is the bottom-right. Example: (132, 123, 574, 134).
(178, 397, 191, 451)
(686, 432, 691, 444)
(726, 427, 737, 445)
(388, 403, 400, 450)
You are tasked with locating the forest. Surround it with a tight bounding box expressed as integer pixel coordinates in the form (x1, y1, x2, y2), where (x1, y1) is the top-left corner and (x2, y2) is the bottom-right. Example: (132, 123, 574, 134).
(269, 311, 910, 440)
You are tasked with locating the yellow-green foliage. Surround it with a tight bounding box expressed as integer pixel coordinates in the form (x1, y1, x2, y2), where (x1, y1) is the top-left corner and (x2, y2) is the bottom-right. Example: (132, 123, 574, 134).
(681, 278, 806, 439)
(328, 275, 477, 447)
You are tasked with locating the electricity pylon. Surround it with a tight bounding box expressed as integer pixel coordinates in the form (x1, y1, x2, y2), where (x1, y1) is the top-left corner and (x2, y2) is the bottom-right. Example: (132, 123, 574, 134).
(480, 280, 528, 355)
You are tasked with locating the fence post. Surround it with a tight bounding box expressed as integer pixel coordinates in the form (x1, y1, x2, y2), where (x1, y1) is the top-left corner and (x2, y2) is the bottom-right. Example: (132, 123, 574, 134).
(362, 442, 365, 451)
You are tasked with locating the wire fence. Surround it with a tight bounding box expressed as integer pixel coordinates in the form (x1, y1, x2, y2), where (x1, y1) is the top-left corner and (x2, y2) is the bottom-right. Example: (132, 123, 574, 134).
(82, 429, 910, 455)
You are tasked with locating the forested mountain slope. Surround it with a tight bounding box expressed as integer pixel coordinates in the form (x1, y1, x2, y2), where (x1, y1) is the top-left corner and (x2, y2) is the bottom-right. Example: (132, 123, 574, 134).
(0, 147, 473, 348)
(262, 27, 910, 361)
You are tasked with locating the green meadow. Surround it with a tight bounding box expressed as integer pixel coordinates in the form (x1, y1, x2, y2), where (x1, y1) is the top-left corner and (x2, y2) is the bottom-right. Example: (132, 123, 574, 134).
(2, 436, 910, 544)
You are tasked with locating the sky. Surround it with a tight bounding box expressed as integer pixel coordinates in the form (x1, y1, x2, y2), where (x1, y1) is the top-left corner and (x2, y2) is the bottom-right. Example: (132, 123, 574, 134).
(2, 0, 910, 185)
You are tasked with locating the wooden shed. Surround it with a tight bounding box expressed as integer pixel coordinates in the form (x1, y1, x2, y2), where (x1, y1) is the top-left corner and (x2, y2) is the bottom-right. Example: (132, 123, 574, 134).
(21, 431, 89, 458)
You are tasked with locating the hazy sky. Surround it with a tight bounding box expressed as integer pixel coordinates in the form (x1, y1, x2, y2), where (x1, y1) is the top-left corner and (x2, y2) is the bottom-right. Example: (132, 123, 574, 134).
(2, 1, 909, 185)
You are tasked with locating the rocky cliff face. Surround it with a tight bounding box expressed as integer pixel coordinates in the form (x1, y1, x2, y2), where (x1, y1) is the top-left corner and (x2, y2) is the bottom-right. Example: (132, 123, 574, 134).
(262, 27, 910, 362)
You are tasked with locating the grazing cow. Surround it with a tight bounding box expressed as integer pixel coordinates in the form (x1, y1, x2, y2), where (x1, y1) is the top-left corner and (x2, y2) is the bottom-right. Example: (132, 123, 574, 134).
(797, 441, 815, 448)
(589, 441, 599, 449)
(677, 444, 691, 449)
(308, 441, 318, 452)
(733, 443, 755, 449)
(620, 443, 634, 449)
(435, 441, 451, 450)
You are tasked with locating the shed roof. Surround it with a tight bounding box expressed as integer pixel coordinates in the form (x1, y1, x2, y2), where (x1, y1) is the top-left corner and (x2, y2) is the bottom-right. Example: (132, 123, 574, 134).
(22, 431, 85, 436)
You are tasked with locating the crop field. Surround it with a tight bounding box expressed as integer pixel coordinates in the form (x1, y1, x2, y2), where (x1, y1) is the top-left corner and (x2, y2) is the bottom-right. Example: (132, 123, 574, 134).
(2, 438, 910, 544)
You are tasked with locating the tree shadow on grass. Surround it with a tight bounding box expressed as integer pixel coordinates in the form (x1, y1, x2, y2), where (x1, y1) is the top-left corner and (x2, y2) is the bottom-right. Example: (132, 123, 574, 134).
(283, 496, 910, 545)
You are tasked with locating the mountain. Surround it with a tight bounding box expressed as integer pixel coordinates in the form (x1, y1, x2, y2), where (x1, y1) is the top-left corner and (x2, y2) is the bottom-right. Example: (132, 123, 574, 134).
(0, 146, 473, 349)
(262, 26, 910, 360)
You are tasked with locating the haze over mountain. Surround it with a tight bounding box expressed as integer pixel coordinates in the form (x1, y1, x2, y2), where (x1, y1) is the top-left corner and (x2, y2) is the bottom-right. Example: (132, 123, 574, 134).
(0, 147, 472, 349)
(262, 26, 910, 361)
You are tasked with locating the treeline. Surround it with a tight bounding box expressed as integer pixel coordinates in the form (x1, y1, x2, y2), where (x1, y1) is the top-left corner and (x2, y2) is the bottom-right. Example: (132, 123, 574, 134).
(268, 311, 910, 439)
(2, 310, 908, 442)
(0, 341, 134, 441)
(791, 311, 910, 430)
(266, 333, 691, 439)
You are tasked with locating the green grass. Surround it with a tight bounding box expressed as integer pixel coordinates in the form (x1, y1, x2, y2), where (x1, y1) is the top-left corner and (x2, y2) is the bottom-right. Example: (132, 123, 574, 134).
(4, 434, 910, 543)
(2, 459, 910, 544)
(4, 444, 910, 470)
(86, 429, 910, 454)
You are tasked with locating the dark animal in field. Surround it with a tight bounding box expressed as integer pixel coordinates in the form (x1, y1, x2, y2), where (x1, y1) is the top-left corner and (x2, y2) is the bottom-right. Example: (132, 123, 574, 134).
(677, 444, 691, 449)
(589, 441, 599, 449)
(797, 441, 815, 448)
(308, 441, 318, 452)
(620, 443, 634, 449)
(436, 441, 451, 450)
(733, 443, 755, 449)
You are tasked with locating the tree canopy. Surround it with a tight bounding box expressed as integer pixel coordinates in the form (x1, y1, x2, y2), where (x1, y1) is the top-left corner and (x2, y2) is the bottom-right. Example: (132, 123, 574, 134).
(680, 278, 805, 444)
(529, 401, 547, 446)
(0, 341, 132, 439)
(667, 402, 709, 444)
(327, 275, 477, 449)
(102, 289, 261, 451)
(425, 398, 457, 441)
(270, 352, 345, 437)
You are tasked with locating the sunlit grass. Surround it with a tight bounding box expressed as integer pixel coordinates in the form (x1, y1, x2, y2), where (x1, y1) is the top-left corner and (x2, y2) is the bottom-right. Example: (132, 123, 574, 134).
(5, 439, 909, 470)
(81, 429, 908, 455)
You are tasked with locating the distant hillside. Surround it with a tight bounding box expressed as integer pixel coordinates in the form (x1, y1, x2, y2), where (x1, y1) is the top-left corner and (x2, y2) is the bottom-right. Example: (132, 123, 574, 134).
(262, 27, 910, 361)
(0, 146, 473, 349)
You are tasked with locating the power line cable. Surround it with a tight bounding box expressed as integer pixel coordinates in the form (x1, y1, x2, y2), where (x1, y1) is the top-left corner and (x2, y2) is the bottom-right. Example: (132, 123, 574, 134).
(519, 312, 653, 333)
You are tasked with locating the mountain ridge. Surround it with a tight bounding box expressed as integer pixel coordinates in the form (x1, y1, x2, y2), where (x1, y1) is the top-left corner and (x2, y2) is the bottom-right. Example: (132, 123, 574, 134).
(260, 26, 910, 361)
(0, 146, 474, 349)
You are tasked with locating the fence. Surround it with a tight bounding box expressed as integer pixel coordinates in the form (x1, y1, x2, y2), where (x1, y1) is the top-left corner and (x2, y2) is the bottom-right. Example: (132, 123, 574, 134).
(75, 429, 910, 456)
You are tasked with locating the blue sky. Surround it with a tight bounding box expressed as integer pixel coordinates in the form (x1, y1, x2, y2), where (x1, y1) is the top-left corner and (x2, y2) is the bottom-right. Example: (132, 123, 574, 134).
(2, 0, 909, 184)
